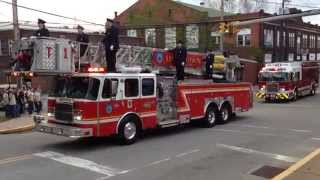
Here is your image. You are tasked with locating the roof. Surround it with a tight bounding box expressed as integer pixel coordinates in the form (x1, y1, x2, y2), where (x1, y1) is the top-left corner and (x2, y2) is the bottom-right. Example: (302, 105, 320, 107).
(0, 23, 101, 34)
(173, 1, 232, 17)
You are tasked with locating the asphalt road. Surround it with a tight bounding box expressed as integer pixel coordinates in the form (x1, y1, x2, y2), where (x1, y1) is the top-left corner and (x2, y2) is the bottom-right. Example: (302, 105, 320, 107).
(0, 94, 320, 180)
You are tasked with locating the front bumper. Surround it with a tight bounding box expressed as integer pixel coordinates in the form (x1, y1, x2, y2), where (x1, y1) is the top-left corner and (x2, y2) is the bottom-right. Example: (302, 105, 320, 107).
(34, 116, 93, 138)
(256, 91, 293, 100)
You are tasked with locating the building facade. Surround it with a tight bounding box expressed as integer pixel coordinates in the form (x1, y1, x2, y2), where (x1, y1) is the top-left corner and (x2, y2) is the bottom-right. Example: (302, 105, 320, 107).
(116, 0, 320, 64)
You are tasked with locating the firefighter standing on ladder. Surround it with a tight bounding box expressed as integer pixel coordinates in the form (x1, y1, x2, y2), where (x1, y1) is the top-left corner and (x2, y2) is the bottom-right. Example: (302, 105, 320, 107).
(34, 19, 50, 37)
(76, 25, 89, 57)
(103, 18, 119, 73)
(170, 40, 187, 81)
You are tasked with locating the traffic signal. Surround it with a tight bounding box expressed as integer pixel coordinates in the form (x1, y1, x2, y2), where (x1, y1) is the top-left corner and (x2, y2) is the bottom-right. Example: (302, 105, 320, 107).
(219, 22, 231, 33)
(219, 22, 226, 33)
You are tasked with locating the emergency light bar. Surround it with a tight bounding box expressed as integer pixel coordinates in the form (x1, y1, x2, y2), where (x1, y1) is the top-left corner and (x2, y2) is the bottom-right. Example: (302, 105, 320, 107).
(87, 67, 105, 73)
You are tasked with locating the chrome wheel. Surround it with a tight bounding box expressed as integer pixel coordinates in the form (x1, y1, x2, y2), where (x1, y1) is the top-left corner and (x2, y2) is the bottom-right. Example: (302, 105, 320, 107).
(124, 122, 137, 140)
(222, 108, 229, 122)
(208, 111, 216, 124)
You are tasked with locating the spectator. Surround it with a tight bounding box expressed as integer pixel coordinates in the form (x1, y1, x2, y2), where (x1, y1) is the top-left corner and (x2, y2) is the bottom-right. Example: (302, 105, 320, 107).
(17, 89, 25, 115)
(8, 89, 17, 118)
(1, 90, 9, 117)
(27, 89, 34, 115)
(34, 87, 42, 114)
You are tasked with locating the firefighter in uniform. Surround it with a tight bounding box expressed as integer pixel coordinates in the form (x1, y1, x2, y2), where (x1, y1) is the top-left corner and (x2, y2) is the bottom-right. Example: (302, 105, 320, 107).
(204, 49, 214, 79)
(76, 25, 89, 57)
(170, 40, 187, 81)
(103, 18, 119, 73)
(34, 19, 50, 37)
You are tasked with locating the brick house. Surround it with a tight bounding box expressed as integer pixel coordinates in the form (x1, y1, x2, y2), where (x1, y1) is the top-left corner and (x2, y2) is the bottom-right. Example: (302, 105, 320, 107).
(115, 0, 320, 83)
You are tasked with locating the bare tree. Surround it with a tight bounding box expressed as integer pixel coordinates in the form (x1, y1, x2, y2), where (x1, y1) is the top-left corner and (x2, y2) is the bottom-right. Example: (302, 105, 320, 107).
(202, 0, 270, 13)
(202, 0, 237, 13)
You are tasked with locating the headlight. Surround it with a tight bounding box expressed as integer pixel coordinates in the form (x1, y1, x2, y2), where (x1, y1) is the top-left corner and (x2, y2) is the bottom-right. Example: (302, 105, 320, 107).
(74, 115, 82, 121)
(260, 85, 266, 91)
(280, 88, 286, 92)
(47, 112, 54, 117)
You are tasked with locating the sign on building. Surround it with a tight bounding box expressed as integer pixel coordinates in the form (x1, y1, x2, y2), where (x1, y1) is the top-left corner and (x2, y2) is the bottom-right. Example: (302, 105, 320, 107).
(186, 25, 199, 49)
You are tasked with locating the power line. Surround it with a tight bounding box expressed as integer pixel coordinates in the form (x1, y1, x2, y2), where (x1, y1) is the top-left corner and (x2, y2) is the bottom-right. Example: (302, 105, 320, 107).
(0, 0, 105, 27)
(256, 0, 320, 9)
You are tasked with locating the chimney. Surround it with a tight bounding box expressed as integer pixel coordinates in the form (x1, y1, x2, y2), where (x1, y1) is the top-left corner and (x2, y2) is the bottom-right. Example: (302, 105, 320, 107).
(114, 11, 118, 18)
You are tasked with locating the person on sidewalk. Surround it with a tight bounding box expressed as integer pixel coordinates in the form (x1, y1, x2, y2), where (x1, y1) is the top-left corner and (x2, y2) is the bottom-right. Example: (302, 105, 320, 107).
(8, 89, 17, 118)
(169, 40, 187, 82)
(17, 89, 25, 115)
(103, 18, 119, 73)
(26, 89, 34, 115)
(34, 87, 42, 114)
(1, 90, 9, 117)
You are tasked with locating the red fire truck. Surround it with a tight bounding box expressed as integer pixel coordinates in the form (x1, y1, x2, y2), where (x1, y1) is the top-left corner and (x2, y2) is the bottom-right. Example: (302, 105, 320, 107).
(34, 67, 252, 144)
(256, 61, 320, 102)
(11, 37, 253, 144)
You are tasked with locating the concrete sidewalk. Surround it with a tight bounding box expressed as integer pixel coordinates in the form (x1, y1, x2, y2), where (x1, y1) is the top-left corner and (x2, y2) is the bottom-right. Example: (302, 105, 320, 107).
(272, 149, 320, 180)
(0, 115, 35, 134)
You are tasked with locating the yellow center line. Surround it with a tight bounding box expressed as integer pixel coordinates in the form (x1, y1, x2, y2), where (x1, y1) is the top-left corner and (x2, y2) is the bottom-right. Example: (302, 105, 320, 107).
(0, 154, 33, 166)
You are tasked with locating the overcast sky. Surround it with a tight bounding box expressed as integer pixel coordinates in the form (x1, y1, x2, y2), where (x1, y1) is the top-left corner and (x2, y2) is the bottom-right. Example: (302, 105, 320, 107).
(0, 0, 320, 31)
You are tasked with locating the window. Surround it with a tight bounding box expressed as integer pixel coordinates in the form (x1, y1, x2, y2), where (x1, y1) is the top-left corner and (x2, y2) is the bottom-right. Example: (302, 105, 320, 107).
(0, 40, 9, 56)
(294, 72, 300, 81)
(0, 40, 2, 56)
(264, 29, 274, 48)
(51, 77, 100, 100)
(276, 30, 280, 47)
(317, 36, 320, 49)
(211, 32, 220, 45)
(289, 33, 295, 48)
(145, 28, 156, 47)
(125, 79, 139, 97)
(237, 28, 251, 47)
(165, 27, 176, 49)
(186, 24, 199, 49)
(127, 29, 137, 37)
(310, 35, 316, 48)
(303, 34, 308, 49)
(283, 32, 286, 47)
(297, 36, 301, 55)
(142, 78, 155, 96)
(102, 79, 118, 99)
(168, 9, 172, 17)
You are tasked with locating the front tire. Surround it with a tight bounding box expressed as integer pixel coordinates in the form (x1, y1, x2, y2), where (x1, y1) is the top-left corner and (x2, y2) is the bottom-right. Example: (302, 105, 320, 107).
(310, 86, 316, 96)
(118, 116, 140, 145)
(204, 106, 218, 128)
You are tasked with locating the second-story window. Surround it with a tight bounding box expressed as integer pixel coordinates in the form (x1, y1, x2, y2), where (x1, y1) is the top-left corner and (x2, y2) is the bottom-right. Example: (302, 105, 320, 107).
(145, 28, 156, 47)
(237, 28, 251, 47)
(264, 29, 274, 48)
(127, 29, 137, 37)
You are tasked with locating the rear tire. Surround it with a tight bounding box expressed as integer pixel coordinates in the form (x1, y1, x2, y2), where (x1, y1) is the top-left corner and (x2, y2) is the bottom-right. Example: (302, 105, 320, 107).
(218, 104, 232, 124)
(310, 86, 316, 96)
(117, 116, 140, 145)
(204, 106, 218, 128)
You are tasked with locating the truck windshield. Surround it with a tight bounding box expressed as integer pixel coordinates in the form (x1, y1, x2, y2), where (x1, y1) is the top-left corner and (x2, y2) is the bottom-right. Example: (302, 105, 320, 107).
(259, 72, 290, 82)
(51, 77, 100, 100)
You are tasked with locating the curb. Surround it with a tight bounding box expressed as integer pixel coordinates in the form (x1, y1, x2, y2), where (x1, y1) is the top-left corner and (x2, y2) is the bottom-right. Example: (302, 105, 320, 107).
(0, 123, 35, 134)
(272, 148, 320, 180)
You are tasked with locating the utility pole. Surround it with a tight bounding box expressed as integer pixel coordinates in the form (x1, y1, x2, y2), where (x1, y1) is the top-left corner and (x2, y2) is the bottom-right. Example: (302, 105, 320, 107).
(220, 0, 224, 52)
(12, 0, 22, 88)
(12, 0, 20, 40)
(280, 0, 288, 62)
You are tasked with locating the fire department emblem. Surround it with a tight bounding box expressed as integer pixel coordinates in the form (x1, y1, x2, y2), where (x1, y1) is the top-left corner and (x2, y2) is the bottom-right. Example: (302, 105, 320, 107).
(156, 51, 164, 63)
(106, 104, 113, 114)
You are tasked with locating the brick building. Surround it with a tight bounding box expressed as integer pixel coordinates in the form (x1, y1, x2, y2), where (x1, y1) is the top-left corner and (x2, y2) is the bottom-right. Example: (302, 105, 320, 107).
(116, 0, 320, 63)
